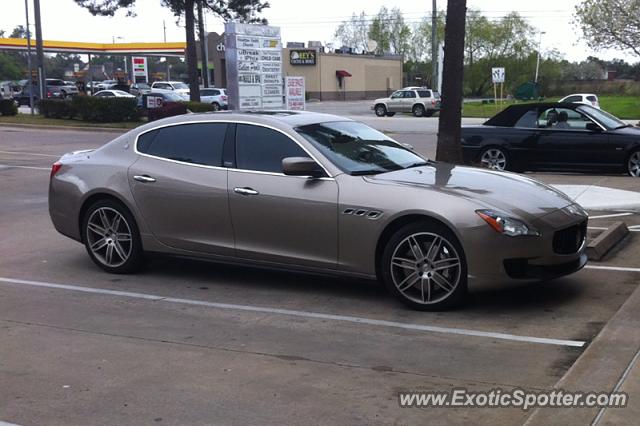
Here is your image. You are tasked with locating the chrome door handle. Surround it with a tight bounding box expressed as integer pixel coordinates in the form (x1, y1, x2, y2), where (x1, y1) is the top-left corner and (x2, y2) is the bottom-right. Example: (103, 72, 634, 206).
(133, 175, 156, 183)
(234, 187, 259, 196)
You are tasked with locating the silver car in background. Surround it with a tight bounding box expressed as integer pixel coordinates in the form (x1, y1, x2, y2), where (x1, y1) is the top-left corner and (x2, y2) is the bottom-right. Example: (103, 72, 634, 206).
(48, 111, 588, 310)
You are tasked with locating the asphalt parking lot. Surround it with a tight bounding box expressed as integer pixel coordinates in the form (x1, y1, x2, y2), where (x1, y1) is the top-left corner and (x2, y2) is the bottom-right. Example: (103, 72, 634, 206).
(1, 124, 639, 425)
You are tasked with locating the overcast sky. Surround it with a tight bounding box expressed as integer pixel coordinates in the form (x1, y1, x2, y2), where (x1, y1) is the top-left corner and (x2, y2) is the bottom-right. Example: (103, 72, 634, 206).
(1, 0, 637, 63)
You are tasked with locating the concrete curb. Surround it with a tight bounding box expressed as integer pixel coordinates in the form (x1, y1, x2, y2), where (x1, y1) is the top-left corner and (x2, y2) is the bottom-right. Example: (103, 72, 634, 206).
(524, 281, 640, 425)
(587, 222, 630, 261)
(0, 123, 130, 134)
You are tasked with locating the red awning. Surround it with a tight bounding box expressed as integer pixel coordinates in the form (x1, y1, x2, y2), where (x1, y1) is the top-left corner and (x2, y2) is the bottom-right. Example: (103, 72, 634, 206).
(336, 70, 352, 77)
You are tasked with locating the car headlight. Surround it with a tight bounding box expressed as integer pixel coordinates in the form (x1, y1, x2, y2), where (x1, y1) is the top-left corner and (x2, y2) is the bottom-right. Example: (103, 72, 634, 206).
(476, 209, 540, 237)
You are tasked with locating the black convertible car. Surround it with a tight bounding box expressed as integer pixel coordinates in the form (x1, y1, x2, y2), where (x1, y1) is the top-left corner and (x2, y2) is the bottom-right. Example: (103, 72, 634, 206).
(461, 102, 640, 177)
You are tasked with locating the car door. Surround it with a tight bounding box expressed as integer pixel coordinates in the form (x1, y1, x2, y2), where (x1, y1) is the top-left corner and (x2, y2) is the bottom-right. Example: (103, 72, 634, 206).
(227, 123, 339, 269)
(387, 91, 404, 112)
(128, 122, 235, 255)
(402, 90, 417, 112)
(534, 108, 617, 168)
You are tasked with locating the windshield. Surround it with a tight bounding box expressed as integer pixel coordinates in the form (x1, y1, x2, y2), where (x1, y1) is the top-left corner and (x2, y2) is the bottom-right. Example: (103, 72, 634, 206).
(578, 105, 626, 129)
(172, 82, 189, 90)
(295, 121, 428, 175)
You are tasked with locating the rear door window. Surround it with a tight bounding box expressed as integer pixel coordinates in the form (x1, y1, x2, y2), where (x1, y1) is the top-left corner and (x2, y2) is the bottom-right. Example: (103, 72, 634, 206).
(235, 124, 307, 173)
(563, 95, 582, 103)
(137, 123, 227, 166)
(403, 91, 417, 98)
(586, 95, 598, 102)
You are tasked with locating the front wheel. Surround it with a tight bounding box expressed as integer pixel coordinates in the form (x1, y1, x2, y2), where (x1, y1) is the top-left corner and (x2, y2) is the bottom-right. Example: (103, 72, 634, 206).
(374, 104, 387, 117)
(82, 199, 144, 274)
(479, 146, 510, 171)
(381, 222, 468, 310)
(628, 150, 640, 177)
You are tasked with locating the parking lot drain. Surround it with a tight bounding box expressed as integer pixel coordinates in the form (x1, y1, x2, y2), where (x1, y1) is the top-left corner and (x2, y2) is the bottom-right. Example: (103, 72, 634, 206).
(586, 221, 629, 261)
(0, 276, 587, 348)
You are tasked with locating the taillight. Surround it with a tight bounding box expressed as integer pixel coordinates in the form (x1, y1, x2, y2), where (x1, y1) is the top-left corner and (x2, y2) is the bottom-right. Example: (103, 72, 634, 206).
(221, 95, 228, 101)
(47, 91, 52, 98)
(50, 161, 62, 179)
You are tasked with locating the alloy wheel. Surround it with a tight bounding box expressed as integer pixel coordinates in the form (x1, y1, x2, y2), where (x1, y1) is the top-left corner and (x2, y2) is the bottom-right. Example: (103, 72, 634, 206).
(629, 151, 640, 177)
(390, 232, 462, 305)
(480, 148, 507, 171)
(86, 207, 133, 268)
(375, 105, 386, 117)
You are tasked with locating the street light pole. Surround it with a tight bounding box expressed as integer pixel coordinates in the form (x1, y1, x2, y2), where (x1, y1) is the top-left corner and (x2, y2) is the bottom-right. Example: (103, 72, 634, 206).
(24, 0, 34, 114)
(534, 31, 545, 83)
(33, 0, 46, 99)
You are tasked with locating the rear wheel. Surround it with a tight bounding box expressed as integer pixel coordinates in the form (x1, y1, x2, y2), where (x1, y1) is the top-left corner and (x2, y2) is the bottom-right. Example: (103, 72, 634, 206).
(479, 146, 509, 171)
(211, 102, 220, 111)
(628, 150, 640, 177)
(412, 104, 425, 117)
(82, 199, 143, 274)
(381, 221, 467, 310)
(374, 104, 387, 117)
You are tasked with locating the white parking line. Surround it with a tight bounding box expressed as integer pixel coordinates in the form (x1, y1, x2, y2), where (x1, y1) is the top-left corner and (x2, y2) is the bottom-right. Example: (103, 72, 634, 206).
(0, 276, 585, 348)
(0, 164, 50, 171)
(585, 265, 640, 273)
(588, 226, 640, 232)
(0, 150, 60, 158)
(589, 212, 634, 219)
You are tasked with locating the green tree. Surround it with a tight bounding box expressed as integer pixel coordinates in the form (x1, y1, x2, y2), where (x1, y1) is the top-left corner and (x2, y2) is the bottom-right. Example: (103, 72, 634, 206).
(575, 0, 640, 57)
(333, 12, 370, 52)
(0, 55, 23, 80)
(368, 7, 410, 56)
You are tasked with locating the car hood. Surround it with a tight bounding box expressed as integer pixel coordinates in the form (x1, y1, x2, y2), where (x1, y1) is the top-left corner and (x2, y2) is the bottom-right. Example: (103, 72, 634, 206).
(364, 163, 574, 221)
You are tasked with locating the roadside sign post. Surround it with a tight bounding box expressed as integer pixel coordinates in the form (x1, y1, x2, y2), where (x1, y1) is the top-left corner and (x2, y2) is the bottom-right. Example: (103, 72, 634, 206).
(491, 67, 505, 108)
(224, 23, 283, 110)
(285, 76, 305, 110)
(132, 57, 148, 83)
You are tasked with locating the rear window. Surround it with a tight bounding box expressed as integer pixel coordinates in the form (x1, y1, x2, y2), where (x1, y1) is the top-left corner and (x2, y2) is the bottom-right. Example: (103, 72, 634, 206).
(417, 90, 432, 98)
(137, 123, 227, 167)
(586, 95, 598, 102)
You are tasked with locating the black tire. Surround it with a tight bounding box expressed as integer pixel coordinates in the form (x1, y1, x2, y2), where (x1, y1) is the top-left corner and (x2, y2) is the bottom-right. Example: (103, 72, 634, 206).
(386, 112, 396, 117)
(374, 104, 387, 117)
(627, 149, 640, 177)
(412, 104, 425, 117)
(380, 221, 468, 311)
(211, 102, 220, 111)
(478, 146, 511, 172)
(81, 199, 144, 274)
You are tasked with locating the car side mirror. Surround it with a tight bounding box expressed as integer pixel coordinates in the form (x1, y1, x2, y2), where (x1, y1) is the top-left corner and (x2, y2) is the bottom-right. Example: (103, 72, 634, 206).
(282, 157, 323, 178)
(586, 122, 602, 132)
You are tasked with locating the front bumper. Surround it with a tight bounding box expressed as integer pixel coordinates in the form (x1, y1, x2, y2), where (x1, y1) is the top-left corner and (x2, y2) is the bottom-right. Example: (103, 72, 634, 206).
(463, 207, 588, 283)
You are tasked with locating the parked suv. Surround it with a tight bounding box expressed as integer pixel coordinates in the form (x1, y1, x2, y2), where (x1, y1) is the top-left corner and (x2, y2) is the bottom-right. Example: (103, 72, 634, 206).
(559, 93, 600, 109)
(199, 87, 228, 110)
(372, 87, 441, 117)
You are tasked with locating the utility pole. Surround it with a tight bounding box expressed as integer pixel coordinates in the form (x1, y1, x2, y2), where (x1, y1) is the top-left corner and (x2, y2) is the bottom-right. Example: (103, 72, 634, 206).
(431, 0, 437, 88)
(33, 0, 46, 99)
(24, 0, 34, 114)
(534, 31, 546, 83)
(163, 20, 170, 80)
(197, 0, 210, 88)
(436, 0, 467, 164)
(184, 0, 200, 102)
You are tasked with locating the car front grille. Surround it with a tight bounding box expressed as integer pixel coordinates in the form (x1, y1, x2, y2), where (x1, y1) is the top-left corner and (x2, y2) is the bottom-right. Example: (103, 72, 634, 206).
(553, 221, 587, 255)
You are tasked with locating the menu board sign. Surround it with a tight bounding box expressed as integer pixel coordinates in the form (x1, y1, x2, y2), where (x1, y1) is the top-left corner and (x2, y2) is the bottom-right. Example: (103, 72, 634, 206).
(225, 23, 283, 110)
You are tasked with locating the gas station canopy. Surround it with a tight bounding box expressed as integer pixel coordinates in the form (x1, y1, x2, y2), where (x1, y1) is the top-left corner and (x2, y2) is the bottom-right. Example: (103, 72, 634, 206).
(0, 37, 186, 56)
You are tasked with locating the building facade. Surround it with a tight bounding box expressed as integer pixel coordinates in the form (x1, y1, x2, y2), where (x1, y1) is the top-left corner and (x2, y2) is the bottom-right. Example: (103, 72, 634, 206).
(198, 33, 403, 101)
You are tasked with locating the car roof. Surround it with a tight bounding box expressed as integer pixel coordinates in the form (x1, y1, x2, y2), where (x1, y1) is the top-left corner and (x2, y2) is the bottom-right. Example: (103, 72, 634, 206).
(133, 110, 353, 134)
(562, 93, 597, 97)
(484, 102, 591, 126)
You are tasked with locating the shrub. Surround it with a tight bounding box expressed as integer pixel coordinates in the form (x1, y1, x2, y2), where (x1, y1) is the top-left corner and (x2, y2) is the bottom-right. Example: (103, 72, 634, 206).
(0, 99, 19, 116)
(182, 101, 215, 113)
(38, 99, 76, 118)
(72, 97, 140, 122)
(148, 102, 188, 121)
